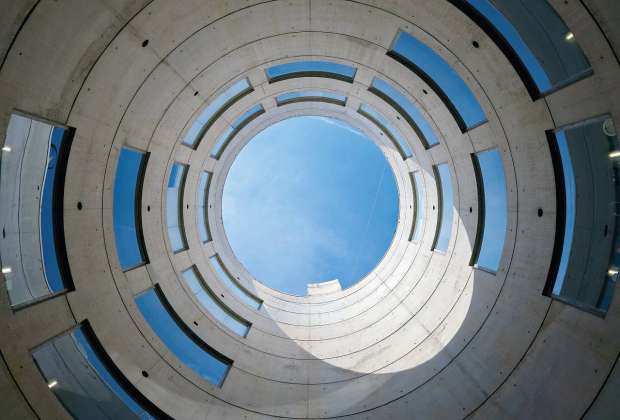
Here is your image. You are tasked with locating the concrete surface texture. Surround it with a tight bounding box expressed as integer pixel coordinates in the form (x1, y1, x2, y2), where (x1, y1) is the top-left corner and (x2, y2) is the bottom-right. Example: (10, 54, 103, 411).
(0, 0, 619, 419)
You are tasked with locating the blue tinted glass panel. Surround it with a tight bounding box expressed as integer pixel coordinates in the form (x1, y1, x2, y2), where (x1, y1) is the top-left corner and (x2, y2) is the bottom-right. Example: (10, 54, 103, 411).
(472, 148, 507, 272)
(136, 288, 231, 386)
(197, 171, 211, 243)
(166, 163, 188, 252)
(113, 147, 147, 270)
(32, 324, 162, 420)
(461, 0, 591, 96)
(370, 78, 439, 148)
(410, 171, 425, 242)
(433, 163, 454, 252)
(266, 61, 356, 82)
(1, 114, 74, 308)
(359, 104, 412, 160)
(182, 78, 252, 148)
(209, 255, 262, 310)
(210, 104, 265, 159)
(276, 91, 347, 105)
(389, 31, 487, 132)
(41, 127, 66, 292)
(547, 118, 618, 314)
(182, 267, 250, 337)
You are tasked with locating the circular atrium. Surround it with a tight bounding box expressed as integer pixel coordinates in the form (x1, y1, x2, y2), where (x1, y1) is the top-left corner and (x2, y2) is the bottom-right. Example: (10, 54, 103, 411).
(0, 1, 619, 419)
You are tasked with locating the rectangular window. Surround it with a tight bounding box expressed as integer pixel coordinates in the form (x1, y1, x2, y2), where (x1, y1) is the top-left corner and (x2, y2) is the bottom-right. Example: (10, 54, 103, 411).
(275, 90, 347, 106)
(470, 148, 508, 272)
(135, 286, 232, 387)
(182, 266, 251, 337)
(113, 147, 149, 271)
(410, 171, 425, 242)
(0, 113, 74, 308)
(197, 171, 212, 243)
(166, 162, 188, 253)
(209, 254, 262, 310)
(545, 116, 619, 315)
(182, 78, 252, 149)
(266, 61, 356, 83)
(32, 322, 170, 420)
(448, 0, 592, 99)
(388, 30, 487, 132)
(369, 78, 439, 148)
(210, 104, 265, 159)
(358, 104, 413, 160)
(432, 163, 454, 252)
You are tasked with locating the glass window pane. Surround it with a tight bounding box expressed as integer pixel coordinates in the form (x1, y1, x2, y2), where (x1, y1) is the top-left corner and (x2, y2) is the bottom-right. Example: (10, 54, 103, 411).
(197, 171, 212, 243)
(0, 113, 73, 307)
(266, 61, 356, 83)
(370, 78, 439, 148)
(135, 287, 232, 387)
(457, 0, 592, 96)
(182, 266, 250, 337)
(166, 163, 188, 253)
(359, 104, 413, 160)
(113, 147, 148, 270)
(209, 255, 262, 310)
(32, 323, 165, 419)
(388, 30, 487, 132)
(547, 117, 618, 314)
(410, 171, 425, 242)
(182, 78, 252, 149)
(433, 163, 454, 252)
(276, 91, 347, 106)
(471, 148, 508, 272)
(210, 104, 265, 159)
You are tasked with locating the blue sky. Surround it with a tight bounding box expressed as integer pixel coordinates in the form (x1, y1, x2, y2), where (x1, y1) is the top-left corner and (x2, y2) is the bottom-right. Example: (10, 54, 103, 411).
(222, 116, 399, 295)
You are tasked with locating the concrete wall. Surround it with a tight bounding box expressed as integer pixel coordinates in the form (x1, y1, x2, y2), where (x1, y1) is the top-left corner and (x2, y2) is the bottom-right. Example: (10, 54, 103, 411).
(0, 0, 619, 419)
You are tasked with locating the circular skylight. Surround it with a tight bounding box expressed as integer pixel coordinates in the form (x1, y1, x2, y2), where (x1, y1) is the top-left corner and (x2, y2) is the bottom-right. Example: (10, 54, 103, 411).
(222, 116, 399, 295)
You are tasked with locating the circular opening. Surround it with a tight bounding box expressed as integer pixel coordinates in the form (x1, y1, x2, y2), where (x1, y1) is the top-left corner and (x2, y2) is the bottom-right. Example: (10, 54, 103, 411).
(472, 40, 480, 48)
(222, 116, 399, 295)
(538, 208, 544, 217)
(141, 370, 149, 378)
(77, 201, 83, 210)
(141, 39, 149, 48)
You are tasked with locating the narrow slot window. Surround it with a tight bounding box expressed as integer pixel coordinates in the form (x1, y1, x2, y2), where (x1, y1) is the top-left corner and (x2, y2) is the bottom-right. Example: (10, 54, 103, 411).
(182, 78, 252, 149)
(113, 147, 149, 271)
(136, 287, 232, 387)
(275, 91, 347, 106)
(0, 113, 74, 308)
(388, 30, 487, 132)
(449, 0, 592, 98)
(32, 322, 170, 419)
(470, 148, 508, 272)
(545, 116, 618, 315)
(197, 171, 212, 243)
(166, 162, 188, 253)
(209, 255, 262, 310)
(182, 266, 251, 337)
(369, 78, 439, 148)
(432, 163, 454, 252)
(358, 104, 413, 160)
(266, 61, 356, 83)
(210, 104, 264, 159)
(410, 171, 425, 242)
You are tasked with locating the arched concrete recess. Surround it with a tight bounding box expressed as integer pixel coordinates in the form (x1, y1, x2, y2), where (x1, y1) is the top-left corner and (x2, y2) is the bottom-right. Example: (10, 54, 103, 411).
(1, 1, 619, 419)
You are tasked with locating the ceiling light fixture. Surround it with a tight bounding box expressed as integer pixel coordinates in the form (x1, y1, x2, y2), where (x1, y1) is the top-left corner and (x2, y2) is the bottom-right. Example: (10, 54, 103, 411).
(47, 379, 58, 389)
(565, 32, 575, 41)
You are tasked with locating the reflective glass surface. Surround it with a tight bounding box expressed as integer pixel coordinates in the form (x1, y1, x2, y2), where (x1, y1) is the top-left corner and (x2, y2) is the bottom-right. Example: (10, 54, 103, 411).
(182, 267, 250, 337)
(182, 78, 252, 148)
(209, 255, 262, 310)
(359, 104, 413, 159)
(113, 147, 148, 270)
(370, 78, 439, 148)
(166, 163, 188, 252)
(472, 148, 507, 272)
(136, 287, 232, 386)
(433, 163, 454, 252)
(389, 31, 487, 132)
(266, 61, 356, 82)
